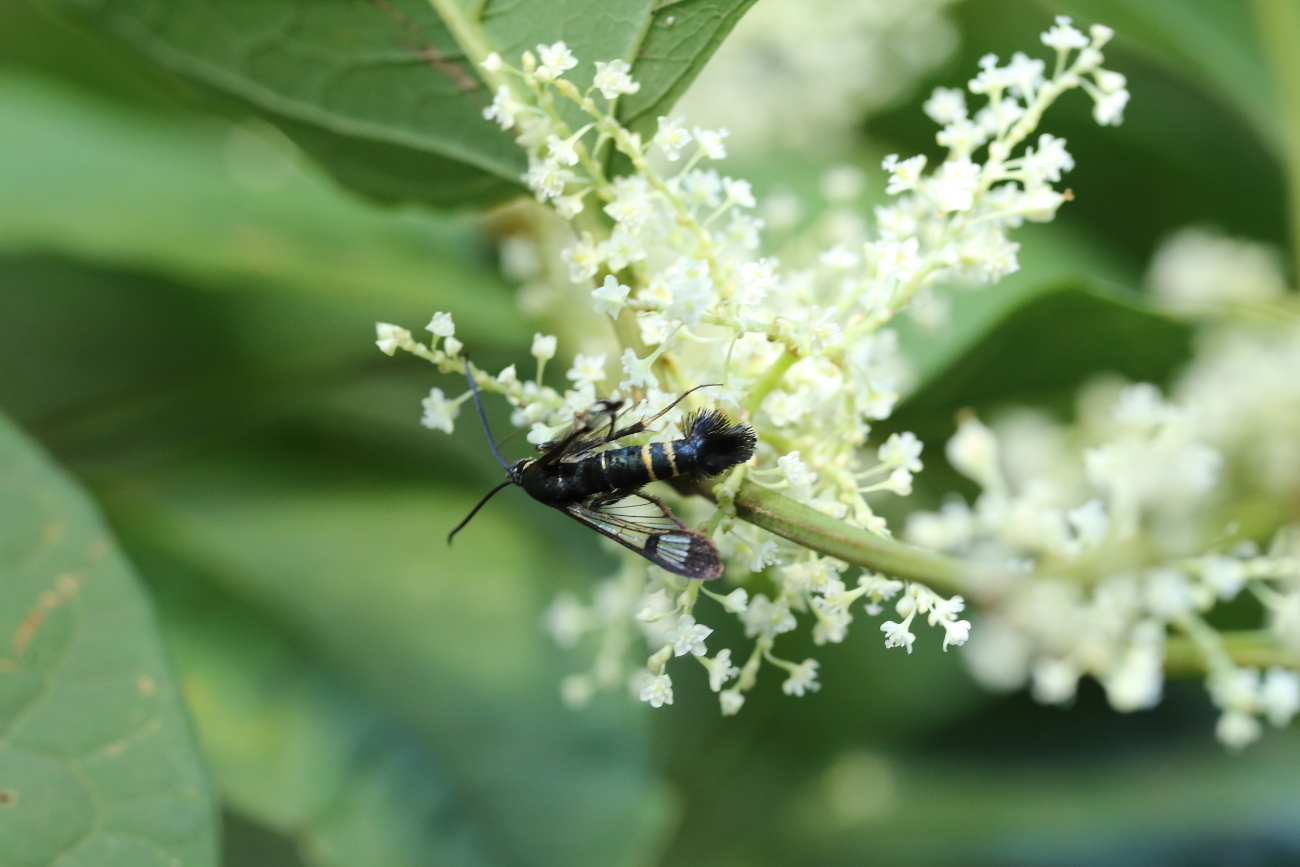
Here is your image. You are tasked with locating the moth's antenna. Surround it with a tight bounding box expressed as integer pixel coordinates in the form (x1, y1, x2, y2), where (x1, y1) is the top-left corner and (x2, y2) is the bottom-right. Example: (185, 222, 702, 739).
(464, 357, 509, 471)
(448, 480, 512, 544)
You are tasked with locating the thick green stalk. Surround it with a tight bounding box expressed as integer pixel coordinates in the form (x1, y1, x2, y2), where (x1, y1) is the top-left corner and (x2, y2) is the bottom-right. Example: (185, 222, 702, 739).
(1253, 0, 1300, 277)
(1165, 630, 1300, 675)
(425, 0, 491, 63)
(702, 477, 968, 596)
(742, 347, 797, 416)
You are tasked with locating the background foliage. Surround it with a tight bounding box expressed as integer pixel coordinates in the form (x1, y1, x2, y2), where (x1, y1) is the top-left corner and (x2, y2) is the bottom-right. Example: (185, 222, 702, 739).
(2, 0, 1299, 864)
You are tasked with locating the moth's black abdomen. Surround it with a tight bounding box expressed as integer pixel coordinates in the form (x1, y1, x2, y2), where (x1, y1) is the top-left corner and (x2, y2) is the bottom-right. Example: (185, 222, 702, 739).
(682, 409, 756, 476)
(520, 408, 754, 504)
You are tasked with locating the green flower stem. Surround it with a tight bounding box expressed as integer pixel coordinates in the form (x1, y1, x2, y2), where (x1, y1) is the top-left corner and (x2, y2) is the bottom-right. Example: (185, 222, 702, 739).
(425, 0, 530, 104)
(699, 476, 968, 596)
(426, 0, 493, 68)
(1165, 629, 1300, 675)
(742, 347, 797, 416)
(1253, 0, 1300, 276)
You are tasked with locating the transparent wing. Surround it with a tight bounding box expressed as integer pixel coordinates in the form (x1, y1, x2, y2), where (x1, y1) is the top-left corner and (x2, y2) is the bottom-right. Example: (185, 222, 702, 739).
(560, 493, 723, 580)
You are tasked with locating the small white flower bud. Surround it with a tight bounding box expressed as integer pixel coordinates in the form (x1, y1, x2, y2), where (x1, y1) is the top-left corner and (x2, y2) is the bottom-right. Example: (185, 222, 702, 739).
(947, 414, 1003, 491)
(420, 388, 459, 433)
(639, 672, 674, 707)
(375, 322, 410, 356)
(719, 689, 745, 715)
(1216, 710, 1262, 751)
(531, 333, 558, 362)
(1094, 69, 1127, 94)
(647, 645, 673, 673)
(1032, 657, 1080, 704)
(561, 674, 594, 709)
(1261, 667, 1300, 727)
(720, 588, 749, 614)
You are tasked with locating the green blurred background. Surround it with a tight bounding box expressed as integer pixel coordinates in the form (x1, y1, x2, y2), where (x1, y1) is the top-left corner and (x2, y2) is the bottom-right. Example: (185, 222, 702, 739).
(3, 0, 1299, 865)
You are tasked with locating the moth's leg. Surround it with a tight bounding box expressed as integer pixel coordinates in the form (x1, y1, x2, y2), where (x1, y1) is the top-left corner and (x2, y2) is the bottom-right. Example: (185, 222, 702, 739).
(543, 400, 628, 462)
(606, 383, 720, 441)
(536, 426, 591, 465)
(632, 490, 694, 532)
(587, 487, 643, 509)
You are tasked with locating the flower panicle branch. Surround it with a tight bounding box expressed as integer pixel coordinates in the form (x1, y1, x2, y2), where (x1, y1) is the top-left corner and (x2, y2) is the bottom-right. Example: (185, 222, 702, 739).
(379, 17, 1129, 713)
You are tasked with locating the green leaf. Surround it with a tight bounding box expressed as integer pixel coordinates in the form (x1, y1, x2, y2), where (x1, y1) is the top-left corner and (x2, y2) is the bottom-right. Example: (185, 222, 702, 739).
(105, 458, 676, 867)
(0, 413, 218, 867)
(141, 548, 500, 867)
(616, 0, 758, 135)
(44, 0, 757, 208)
(789, 734, 1300, 865)
(893, 221, 1140, 392)
(0, 70, 523, 346)
(888, 282, 1193, 444)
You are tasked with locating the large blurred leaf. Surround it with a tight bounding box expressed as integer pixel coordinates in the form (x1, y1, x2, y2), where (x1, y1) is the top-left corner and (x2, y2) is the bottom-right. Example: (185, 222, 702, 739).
(790, 733, 1300, 866)
(44, 0, 756, 207)
(895, 221, 1139, 392)
(888, 283, 1193, 443)
(142, 548, 500, 867)
(0, 413, 217, 867)
(105, 457, 674, 867)
(0, 71, 523, 345)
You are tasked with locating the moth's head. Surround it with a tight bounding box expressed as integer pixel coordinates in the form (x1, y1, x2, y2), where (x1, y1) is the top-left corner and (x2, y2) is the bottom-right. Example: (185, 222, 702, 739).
(509, 457, 534, 483)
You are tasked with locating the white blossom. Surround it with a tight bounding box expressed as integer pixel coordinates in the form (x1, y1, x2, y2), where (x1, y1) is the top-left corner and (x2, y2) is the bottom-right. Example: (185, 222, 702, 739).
(1262, 668, 1300, 727)
(375, 322, 409, 356)
(882, 153, 926, 194)
(720, 588, 749, 614)
(947, 415, 1002, 491)
(1041, 16, 1089, 51)
(534, 41, 578, 82)
(1091, 88, 1129, 126)
(639, 673, 674, 707)
(693, 126, 729, 160)
(878, 432, 923, 473)
(591, 275, 630, 317)
(742, 595, 797, 639)
(593, 58, 640, 99)
(782, 659, 821, 696)
(426, 311, 455, 337)
(923, 87, 967, 124)
(1216, 710, 1262, 750)
(543, 593, 591, 648)
(531, 333, 557, 362)
(881, 618, 916, 653)
(653, 115, 692, 160)
(483, 86, 523, 129)
(420, 387, 459, 433)
(720, 689, 745, 715)
(566, 353, 607, 386)
(524, 157, 576, 200)
(703, 649, 740, 691)
(561, 232, 603, 282)
(663, 614, 713, 657)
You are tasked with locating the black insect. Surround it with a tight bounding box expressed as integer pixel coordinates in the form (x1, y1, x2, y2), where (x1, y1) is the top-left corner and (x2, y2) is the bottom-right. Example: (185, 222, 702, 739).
(449, 361, 756, 579)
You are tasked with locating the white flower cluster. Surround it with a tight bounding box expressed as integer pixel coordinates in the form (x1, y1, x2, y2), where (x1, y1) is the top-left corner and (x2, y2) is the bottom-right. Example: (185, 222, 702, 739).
(1157, 230, 1300, 504)
(910, 379, 1300, 749)
(378, 19, 1125, 714)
